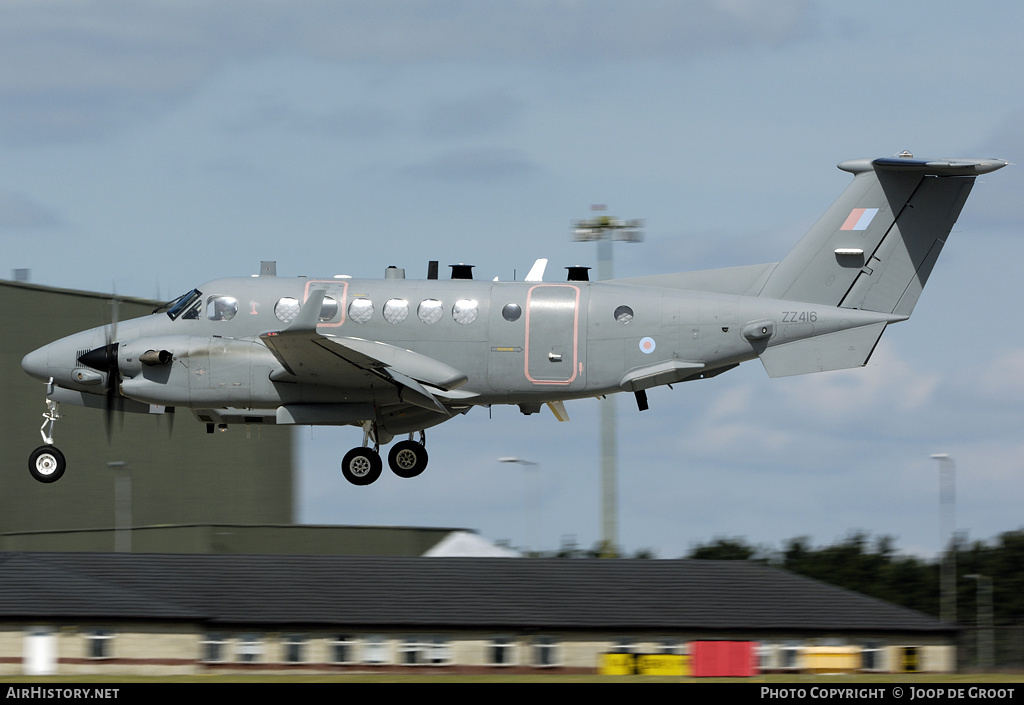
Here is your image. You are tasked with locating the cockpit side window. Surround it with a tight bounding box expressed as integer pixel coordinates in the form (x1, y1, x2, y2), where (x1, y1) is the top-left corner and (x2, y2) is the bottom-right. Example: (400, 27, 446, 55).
(157, 289, 203, 321)
(207, 296, 238, 321)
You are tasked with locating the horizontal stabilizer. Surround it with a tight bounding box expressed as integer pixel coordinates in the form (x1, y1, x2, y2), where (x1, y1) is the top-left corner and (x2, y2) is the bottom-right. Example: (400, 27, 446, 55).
(758, 322, 887, 378)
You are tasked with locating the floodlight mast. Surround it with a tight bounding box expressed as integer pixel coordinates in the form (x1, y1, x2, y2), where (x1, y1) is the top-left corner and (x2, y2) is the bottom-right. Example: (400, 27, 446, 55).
(930, 453, 957, 625)
(572, 206, 644, 559)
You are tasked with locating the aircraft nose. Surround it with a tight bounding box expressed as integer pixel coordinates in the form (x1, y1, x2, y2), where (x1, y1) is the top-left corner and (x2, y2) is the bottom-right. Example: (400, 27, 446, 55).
(21, 345, 51, 381)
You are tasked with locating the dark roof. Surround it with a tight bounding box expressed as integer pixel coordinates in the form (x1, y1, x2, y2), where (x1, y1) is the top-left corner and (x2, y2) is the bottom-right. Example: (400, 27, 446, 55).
(0, 552, 950, 633)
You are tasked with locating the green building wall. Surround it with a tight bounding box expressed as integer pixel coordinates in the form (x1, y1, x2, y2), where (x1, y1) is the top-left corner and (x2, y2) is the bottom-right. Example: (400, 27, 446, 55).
(1, 280, 294, 535)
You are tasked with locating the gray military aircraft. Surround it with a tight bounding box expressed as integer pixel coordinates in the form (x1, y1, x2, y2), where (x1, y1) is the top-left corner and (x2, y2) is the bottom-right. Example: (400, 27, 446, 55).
(22, 154, 1007, 484)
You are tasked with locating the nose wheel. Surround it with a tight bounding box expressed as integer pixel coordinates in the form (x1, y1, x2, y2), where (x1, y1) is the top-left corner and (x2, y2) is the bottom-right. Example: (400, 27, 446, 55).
(29, 445, 66, 484)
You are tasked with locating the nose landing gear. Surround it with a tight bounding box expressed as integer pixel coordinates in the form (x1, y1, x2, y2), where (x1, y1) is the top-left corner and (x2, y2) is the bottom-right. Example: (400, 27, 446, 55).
(29, 391, 66, 483)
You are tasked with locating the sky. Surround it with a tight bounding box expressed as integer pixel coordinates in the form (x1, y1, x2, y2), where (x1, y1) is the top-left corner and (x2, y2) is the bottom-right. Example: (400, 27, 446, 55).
(3, 1, 1023, 559)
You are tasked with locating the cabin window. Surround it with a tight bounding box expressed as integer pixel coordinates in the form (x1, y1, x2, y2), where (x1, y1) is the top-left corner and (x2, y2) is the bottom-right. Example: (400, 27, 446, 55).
(501, 303, 522, 322)
(417, 299, 443, 325)
(348, 298, 374, 324)
(614, 305, 634, 324)
(275, 297, 300, 324)
(206, 296, 238, 321)
(452, 299, 479, 325)
(383, 298, 409, 324)
(319, 296, 339, 322)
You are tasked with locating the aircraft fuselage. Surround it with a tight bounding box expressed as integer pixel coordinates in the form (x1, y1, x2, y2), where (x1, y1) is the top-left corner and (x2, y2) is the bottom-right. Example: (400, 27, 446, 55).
(26, 274, 901, 416)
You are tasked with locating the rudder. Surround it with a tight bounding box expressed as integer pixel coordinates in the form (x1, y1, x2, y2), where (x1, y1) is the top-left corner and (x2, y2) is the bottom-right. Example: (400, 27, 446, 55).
(759, 156, 1007, 315)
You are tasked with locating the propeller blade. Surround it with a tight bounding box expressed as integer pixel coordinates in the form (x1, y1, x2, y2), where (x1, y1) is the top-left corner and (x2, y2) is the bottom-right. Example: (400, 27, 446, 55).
(105, 291, 121, 443)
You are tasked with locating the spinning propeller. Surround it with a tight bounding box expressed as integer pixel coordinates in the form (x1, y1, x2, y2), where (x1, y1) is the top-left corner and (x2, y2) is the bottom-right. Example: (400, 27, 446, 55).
(76, 295, 122, 441)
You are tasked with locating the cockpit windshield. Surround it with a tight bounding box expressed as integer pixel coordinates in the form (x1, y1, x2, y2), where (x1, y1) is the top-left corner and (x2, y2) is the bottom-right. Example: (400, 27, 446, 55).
(154, 289, 203, 320)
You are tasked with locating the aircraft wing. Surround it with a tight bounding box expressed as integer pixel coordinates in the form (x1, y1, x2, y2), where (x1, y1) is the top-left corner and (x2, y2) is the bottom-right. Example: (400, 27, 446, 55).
(260, 290, 470, 414)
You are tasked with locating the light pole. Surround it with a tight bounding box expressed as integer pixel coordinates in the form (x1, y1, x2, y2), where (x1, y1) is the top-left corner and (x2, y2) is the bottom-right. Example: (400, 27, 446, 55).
(966, 574, 994, 671)
(498, 457, 540, 555)
(572, 207, 643, 558)
(930, 453, 956, 624)
(109, 461, 131, 553)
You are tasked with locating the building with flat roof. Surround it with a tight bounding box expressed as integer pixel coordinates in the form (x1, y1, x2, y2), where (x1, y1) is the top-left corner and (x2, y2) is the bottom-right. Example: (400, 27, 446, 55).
(0, 552, 955, 676)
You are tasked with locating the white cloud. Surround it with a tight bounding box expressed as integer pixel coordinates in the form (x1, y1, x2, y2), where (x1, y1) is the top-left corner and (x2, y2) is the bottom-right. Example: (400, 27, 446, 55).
(0, 1, 813, 144)
(973, 349, 1024, 404)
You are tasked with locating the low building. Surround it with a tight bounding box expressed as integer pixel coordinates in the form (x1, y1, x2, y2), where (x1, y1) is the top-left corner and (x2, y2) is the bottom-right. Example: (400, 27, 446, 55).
(0, 552, 955, 676)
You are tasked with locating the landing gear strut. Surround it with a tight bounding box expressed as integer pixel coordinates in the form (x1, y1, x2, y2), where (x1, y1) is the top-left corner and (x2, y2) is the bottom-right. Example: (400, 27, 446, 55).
(341, 429, 429, 486)
(29, 391, 66, 483)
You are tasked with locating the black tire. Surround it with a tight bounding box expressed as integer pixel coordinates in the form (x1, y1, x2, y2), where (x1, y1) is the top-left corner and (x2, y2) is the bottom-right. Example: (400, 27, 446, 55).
(341, 447, 382, 486)
(388, 440, 429, 479)
(29, 446, 66, 484)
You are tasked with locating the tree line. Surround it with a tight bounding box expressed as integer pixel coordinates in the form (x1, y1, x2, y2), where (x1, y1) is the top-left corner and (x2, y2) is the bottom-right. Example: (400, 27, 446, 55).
(686, 529, 1024, 626)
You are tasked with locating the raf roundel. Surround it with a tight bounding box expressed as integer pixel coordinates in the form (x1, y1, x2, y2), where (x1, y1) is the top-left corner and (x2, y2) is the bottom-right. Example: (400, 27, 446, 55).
(639, 337, 656, 354)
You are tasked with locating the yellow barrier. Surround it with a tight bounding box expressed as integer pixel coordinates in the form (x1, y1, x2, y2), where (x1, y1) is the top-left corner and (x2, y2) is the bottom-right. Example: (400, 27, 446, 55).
(599, 653, 689, 676)
(802, 646, 861, 674)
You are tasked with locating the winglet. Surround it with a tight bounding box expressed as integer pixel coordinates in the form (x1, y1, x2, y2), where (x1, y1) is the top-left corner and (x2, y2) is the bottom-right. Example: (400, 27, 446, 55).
(286, 289, 327, 333)
(260, 290, 327, 376)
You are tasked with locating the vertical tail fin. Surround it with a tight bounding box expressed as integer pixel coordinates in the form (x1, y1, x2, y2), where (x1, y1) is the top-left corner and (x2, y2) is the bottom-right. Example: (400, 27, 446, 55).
(759, 156, 1007, 315)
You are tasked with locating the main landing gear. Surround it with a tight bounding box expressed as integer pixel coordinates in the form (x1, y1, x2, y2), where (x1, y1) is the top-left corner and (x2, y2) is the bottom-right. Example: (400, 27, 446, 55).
(341, 428, 428, 486)
(29, 396, 66, 484)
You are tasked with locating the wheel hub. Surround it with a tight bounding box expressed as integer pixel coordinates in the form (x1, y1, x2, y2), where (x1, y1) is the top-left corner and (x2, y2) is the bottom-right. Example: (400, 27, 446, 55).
(35, 455, 58, 476)
(349, 456, 372, 477)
